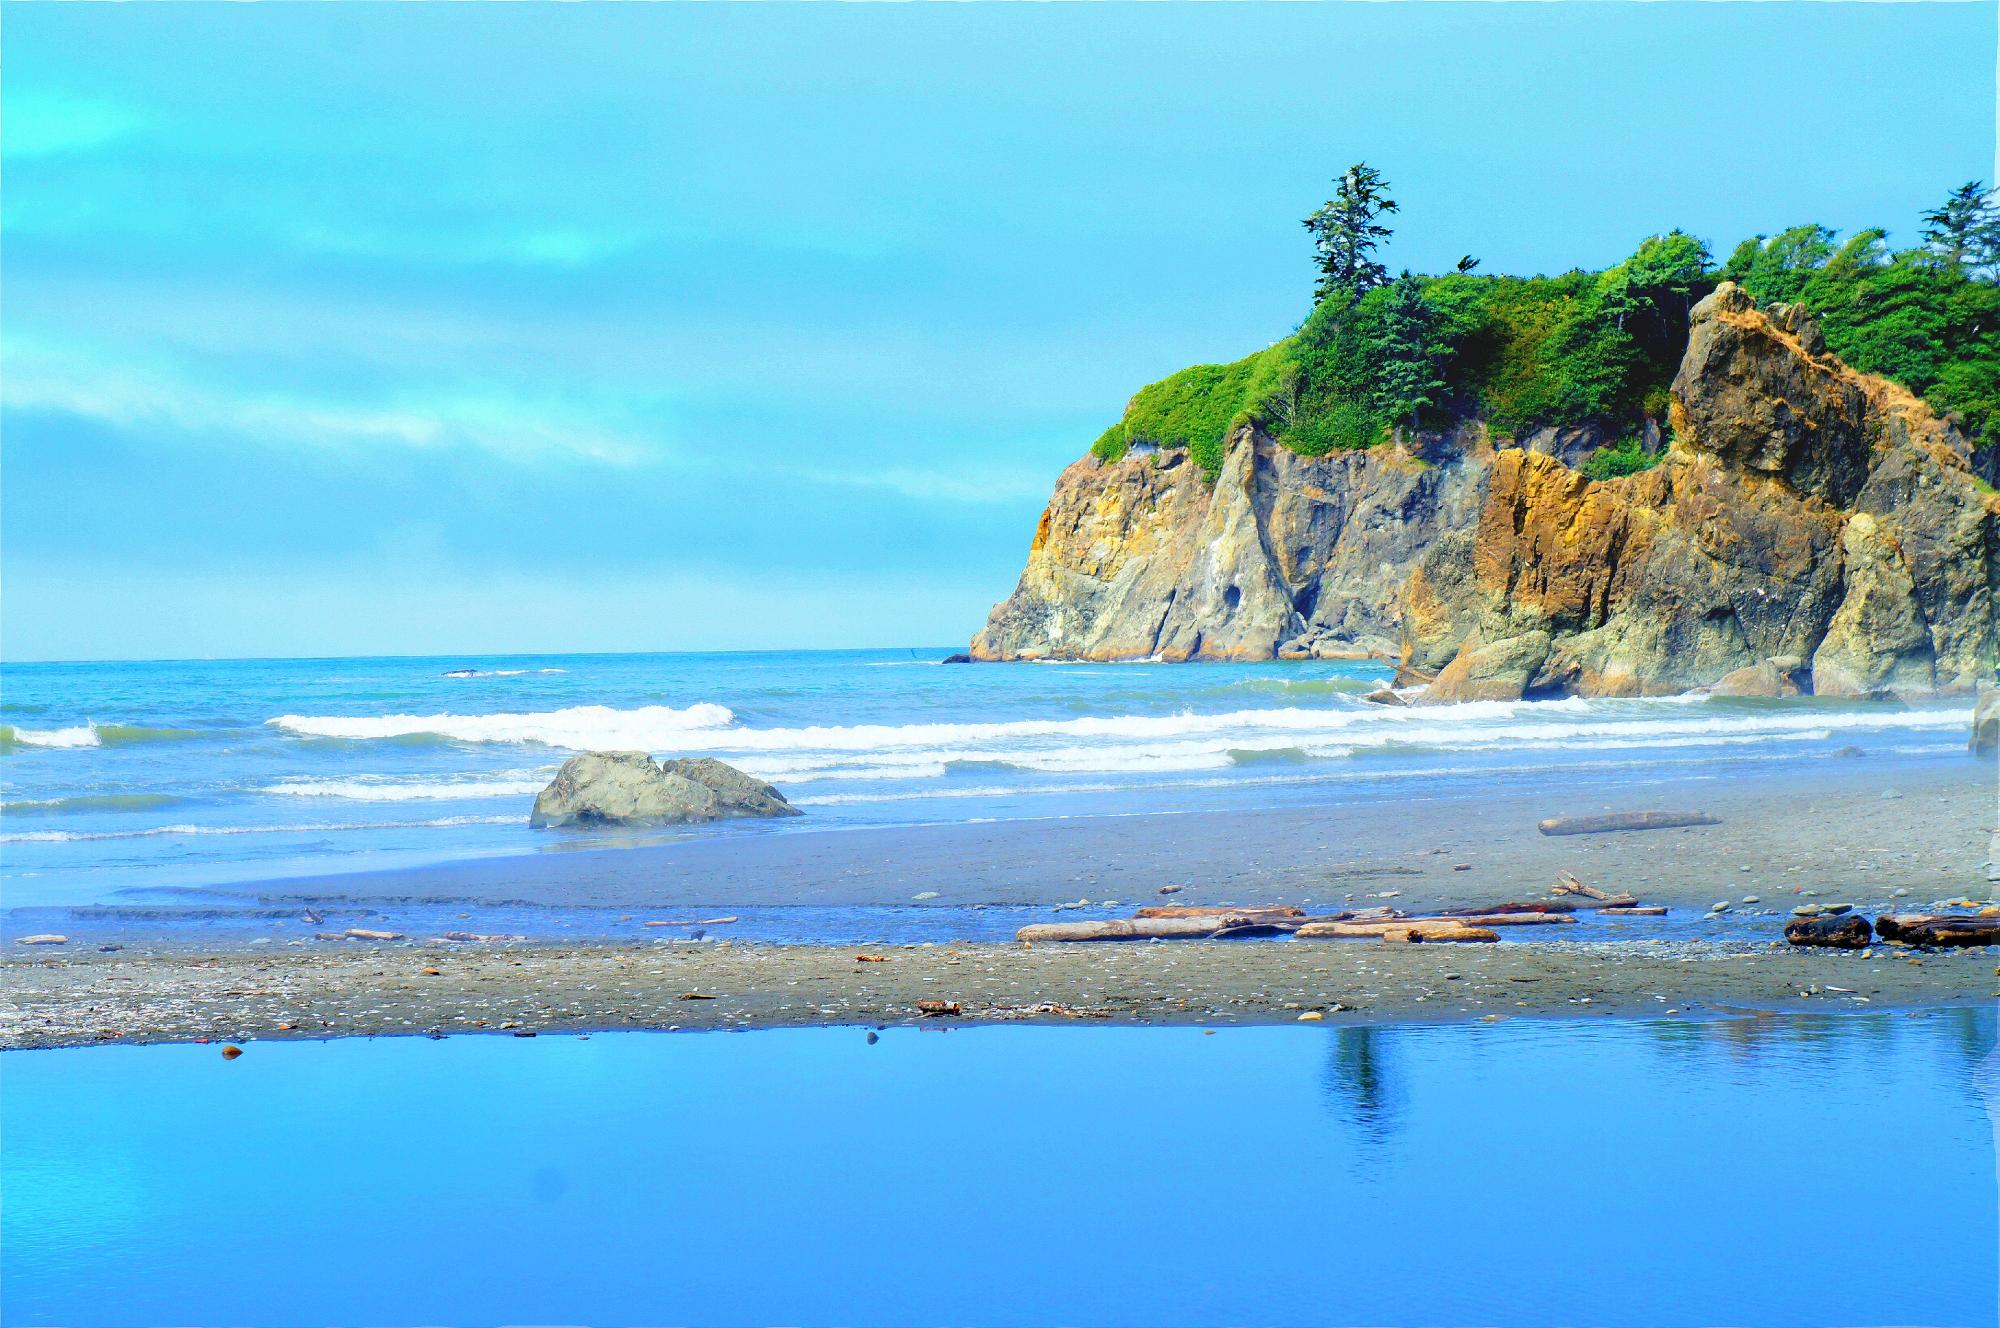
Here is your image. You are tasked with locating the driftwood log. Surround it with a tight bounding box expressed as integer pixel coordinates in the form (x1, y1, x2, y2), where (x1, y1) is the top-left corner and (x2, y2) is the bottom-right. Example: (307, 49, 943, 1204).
(1419, 911, 1575, 927)
(1295, 919, 1497, 943)
(1537, 811, 1721, 836)
(1552, 872, 1619, 900)
(1600, 906, 1668, 917)
(1016, 916, 1237, 942)
(1133, 905, 1304, 920)
(1875, 914, 2000, 947)
(1440, 896, 1636, 916)
(1783, 914, 1873, 948)
(1382, 924, 1499, 944)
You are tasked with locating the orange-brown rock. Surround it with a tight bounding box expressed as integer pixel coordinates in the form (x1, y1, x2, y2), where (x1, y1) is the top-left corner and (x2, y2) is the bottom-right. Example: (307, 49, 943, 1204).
(976, 283, 2000, 698)
(1415, 284, 1998, 700)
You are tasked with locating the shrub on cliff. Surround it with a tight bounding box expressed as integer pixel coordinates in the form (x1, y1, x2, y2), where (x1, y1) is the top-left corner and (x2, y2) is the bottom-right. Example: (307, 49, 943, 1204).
(1722, 200, 1999, 444)
(1090, 341, 1296, 474)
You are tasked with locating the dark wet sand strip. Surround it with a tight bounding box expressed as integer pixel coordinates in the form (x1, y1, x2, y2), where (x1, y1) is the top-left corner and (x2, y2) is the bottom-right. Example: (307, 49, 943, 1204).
(4, 936, 1992, 1050)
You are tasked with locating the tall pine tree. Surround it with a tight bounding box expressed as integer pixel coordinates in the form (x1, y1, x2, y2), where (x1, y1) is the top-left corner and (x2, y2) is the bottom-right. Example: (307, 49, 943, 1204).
(1302, 164, 1399, 301)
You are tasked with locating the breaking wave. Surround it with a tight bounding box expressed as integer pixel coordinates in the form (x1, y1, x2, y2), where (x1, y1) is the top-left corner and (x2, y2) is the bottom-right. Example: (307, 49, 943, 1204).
(0, 722, 204, 751)
(0, 814, 518, 844)
(268, 703, 735, 748)
(258, 775, 550, 802)
(259, 695, 1973, 786)
(2, 793, 188, 816)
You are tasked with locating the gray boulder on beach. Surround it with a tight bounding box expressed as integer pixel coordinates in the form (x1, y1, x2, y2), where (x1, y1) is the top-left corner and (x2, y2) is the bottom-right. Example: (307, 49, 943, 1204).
(529, 751, 801, 828)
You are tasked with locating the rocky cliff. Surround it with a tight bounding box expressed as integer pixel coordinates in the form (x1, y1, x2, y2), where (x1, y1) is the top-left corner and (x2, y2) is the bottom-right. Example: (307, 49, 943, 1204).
(972, 283, 2000, 697)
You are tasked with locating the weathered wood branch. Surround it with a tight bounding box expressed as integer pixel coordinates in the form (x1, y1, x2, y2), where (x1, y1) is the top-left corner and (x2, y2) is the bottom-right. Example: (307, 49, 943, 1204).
(1874, 914, 2000, 947)
(1537, 811, 1720, 836)
(1783, 914, 1873, 948)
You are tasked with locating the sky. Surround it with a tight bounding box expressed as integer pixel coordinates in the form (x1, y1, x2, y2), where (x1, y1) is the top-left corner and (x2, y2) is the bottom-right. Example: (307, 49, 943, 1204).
(4, 2, 1995, 662)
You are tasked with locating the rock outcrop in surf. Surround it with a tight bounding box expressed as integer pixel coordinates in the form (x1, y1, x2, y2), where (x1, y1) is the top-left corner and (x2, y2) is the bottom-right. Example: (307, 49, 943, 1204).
(530, 752, 799, 828)
(972, 284, 1999, 698)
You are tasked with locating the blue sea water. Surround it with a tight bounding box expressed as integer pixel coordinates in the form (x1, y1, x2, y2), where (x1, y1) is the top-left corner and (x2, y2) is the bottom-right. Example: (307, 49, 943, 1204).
(0, 649, 1979, 908)
(4, 1010, 1995, 1327)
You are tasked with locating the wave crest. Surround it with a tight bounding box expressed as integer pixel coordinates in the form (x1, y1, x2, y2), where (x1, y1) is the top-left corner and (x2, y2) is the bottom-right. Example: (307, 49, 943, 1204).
(268, 702, 735, 749)
(0, 722, 203, 750)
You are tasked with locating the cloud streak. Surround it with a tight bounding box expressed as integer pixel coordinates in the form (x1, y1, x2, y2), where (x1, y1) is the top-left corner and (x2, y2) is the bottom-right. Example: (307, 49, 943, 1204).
(2, 340, 656, 466)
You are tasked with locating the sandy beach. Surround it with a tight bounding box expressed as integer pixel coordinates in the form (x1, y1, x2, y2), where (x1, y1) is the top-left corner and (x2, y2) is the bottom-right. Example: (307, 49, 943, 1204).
(7, 751, 1993, 1049)
(4, 933, 1993, 1050)
(104, 752, 1996, 916)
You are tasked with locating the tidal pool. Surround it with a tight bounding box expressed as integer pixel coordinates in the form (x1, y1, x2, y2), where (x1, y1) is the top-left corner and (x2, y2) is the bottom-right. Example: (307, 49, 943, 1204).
(4, 1011, 1995, 1327)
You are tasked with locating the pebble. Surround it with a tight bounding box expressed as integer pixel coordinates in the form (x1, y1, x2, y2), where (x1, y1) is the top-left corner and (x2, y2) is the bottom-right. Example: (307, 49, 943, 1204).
(1741, 896, 1759, 904)
(1709, 901, 1731, 913)
(1881, 789, 1903, 800)
(912, 891, 941, 901)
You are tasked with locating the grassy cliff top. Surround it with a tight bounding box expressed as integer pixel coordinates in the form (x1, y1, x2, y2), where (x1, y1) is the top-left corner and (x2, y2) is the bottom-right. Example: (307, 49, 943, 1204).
(1090, 224, 1999, 479)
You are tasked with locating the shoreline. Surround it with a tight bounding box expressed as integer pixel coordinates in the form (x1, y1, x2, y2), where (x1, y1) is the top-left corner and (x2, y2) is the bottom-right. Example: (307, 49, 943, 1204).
(5, 935, 1992, 1051)
(51, 752, 1994, 920)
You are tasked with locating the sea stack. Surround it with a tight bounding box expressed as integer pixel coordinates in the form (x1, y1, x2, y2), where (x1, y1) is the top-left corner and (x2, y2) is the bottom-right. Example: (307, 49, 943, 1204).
(972, 284, 1999, 699)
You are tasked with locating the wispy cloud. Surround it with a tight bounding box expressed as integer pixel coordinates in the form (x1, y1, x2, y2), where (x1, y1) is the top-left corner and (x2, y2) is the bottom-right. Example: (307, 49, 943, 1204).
(2, 340, 655, 466)
(2, 90, 147, 160)
(286, 222, 650, 271)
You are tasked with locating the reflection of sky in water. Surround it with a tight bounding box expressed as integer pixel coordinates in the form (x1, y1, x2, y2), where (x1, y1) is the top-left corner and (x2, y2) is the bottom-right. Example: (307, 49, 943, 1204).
(6, 1009, 1995, 1326)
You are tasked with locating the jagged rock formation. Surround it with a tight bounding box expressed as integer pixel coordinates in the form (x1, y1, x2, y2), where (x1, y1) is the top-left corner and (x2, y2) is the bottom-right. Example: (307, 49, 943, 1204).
(973, 284, 1999, 697)
(530, 752, 799, 828)
(971, 431, 1487, 661)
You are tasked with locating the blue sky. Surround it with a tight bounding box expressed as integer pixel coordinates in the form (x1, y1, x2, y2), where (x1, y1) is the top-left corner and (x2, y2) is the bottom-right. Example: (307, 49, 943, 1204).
(5, 3, 1994, 661)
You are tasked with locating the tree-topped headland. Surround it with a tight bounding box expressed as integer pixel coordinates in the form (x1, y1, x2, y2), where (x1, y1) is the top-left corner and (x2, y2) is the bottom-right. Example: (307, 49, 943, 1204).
(1091, 167, 2000, 480)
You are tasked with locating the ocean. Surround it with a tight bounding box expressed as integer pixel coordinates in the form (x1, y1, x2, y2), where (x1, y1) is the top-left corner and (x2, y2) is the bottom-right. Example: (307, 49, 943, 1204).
(0, 648, 1978, 908)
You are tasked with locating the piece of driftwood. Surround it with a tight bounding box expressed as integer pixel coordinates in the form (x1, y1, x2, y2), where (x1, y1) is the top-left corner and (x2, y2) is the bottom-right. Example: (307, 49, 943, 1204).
(1296, 918, 1494, 942)
(1875, 914, 2000, 947)
(1440, 896, 1637, 916)
(1600, 906, 1668, 917)
(643, 916, 739, 927)
(1537, 811, 1720, 836)
(1016, 916, 1235, 943)
(1418, 911, 1576, 927)
(14, 934, 66, 945)
(915, 1000, 961, 1016)
(1379, 924, 1500, 944)
(344, 928, 403, 941)
(1783, 914, 1873, 948)
(1552, 872, 1618, 901)
(1133, 905, 1304, 920)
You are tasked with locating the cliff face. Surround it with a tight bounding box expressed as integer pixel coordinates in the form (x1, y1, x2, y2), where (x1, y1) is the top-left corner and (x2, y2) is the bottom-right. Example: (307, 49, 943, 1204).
(971, 430, 1487, 661)
(973, 283, 2000, 696)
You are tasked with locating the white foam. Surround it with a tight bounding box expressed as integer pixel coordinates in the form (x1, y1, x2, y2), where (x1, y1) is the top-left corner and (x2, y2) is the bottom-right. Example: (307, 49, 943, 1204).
(259, 695, 1974, 796)
(0, 814, 519, 844)
(269, 702, 735, 748)
(6, 724, 102, 749)
(258, 776, 550, 802)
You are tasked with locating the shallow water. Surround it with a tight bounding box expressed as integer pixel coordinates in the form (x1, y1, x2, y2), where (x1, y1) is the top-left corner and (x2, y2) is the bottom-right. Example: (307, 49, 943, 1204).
(0, 649, 1976, 907)
(6, 1010, 1995, 1326)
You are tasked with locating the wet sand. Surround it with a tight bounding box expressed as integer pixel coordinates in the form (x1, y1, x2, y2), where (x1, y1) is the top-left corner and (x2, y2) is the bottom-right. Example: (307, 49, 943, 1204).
(3, 934, 1993, 1050)
(109, 753, 1996, 921)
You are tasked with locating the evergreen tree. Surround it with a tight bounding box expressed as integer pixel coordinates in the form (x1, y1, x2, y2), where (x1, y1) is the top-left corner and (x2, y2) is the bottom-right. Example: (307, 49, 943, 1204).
(1363, 273, 1447, 433)
(1921, 181, 1999, 279)
(1302, 163, 1399, 301)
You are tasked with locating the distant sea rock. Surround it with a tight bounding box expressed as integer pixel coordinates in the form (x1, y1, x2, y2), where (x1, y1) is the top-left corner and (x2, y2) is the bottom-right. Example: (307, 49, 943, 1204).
(972, 283, 1999, 700)
(529, 752, 800, 828)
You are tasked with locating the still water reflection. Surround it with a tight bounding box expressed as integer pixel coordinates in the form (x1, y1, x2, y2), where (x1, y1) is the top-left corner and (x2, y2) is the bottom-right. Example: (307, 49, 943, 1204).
(5, 1010, 1995, 1326)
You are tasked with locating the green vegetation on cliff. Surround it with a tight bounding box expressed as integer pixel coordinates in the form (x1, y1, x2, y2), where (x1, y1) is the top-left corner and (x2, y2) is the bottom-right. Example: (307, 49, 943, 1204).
(1092, 171, 2000, 479)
